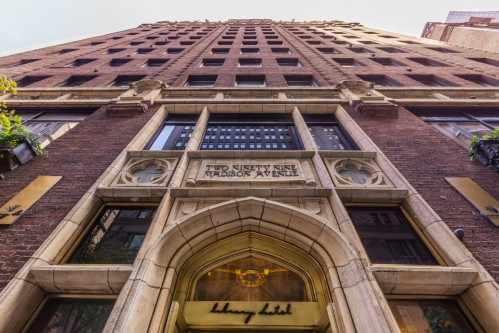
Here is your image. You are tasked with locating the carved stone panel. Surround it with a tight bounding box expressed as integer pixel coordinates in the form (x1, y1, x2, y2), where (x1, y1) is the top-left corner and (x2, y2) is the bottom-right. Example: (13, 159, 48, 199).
(325, 157, 392, 188)
(184, 159, 318, 187)
(113, 157, 178, 187)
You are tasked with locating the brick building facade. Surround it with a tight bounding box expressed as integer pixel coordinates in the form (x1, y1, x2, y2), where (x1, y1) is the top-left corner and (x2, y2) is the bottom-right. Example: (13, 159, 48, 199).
(0, 19, 498, 332)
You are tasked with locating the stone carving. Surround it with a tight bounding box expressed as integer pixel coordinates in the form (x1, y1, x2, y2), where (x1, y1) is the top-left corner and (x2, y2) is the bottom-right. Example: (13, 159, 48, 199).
(114, 158, 177, 186)
(327, 158, 391, 187)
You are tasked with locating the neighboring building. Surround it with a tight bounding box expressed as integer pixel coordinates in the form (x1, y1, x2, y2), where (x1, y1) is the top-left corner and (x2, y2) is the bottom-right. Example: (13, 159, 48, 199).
(423, 11, 499, 53)
(0, 19, 499, 333)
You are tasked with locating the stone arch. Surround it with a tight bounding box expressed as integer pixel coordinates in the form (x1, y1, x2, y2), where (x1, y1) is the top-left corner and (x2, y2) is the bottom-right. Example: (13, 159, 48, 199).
(107, 197, 393, 333)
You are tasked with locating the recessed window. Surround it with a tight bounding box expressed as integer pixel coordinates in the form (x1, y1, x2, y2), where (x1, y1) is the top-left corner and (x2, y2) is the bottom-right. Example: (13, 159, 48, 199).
(130, 41, 144, 46)
(276, 58, 301, 66)
(146, 36, 158, 40)
(137, 48, 154, 54)
(332, 58, 364, 67)
(467, 57, 499, 67)
(407, 57, 449, 67)
(349, 47, 371, 53)
(307, 40, 322, 45)
(455, 74, 499, 87)
(11, 59, 40, 66)
(201, 113, 302, 150)
(212, 48, 230, 54)
(109, 58, 131, 67)
(89, 41, 104, 46)
(317, 47, 339, 54)
(400, 40, 420, 44)
(284, 74, 317, 87)
(69, 206, 156, 264)
(57, 48, 77, 54)
(155, 41, 169, 46)
(358, 74, 401, 87)
(304, 114, 357, 150)
(240, 47, 259, 54)
(271, 47, 291, 54)
(242, 40, 258, 45)
(201, 58, 225, 67)
(235, 75, 266, 87)
(407, 74, 458, 87)
(167, 48, 184, 54)
(389, 300, 477, 333)
(68, 58, 96, 67)
(267, 40, 283, 45)
(148, 114, 198, 150)
(107, 48, 126, 54)
(61, 75, 97, 87)
(222, 35, 235, 40)
(266, 35, 278, 39)
(370, 57, 406, 66)
(238, 58, 262, 67)
(377, 47, 406, 53)
(185, 75, 217, 87)
(243, 35, 257, 39)
(111, 75, 146, 87)
(218, 41, 233, 46)
(26, 298, 115, 333)
(427, 47, 459, 53)
(146, 58, 168, 67)
(348, 207, 438, 265)
(111, 36, 123, 40)
(16, 75, 51, 87)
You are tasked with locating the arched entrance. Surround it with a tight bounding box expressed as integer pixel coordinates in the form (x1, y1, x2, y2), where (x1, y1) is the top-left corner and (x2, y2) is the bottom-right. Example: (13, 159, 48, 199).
(109, 197, 393, 333)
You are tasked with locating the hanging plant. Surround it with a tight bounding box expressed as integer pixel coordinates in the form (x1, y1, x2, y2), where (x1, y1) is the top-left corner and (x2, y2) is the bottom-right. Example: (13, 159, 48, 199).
(469, 129, 499, 171)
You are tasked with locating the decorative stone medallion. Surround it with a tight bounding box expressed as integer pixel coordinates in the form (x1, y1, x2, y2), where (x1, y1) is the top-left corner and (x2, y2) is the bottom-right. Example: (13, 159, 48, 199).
(114, 158, 177, 186)
(327, 158, 392, 188)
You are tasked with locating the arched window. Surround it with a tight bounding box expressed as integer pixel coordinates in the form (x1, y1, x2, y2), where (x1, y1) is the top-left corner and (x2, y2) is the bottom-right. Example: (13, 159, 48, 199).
(194, 256, 308, 301)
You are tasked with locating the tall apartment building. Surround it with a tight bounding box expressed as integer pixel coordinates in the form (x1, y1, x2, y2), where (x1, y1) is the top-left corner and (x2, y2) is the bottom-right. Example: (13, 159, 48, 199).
(422, 11, 499, 53)
(0, 18, 498, 332)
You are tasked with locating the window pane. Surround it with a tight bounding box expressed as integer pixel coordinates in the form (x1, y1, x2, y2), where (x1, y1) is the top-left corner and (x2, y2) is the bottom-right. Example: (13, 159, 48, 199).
(195, 257, 308, 301)
(389, 300, 477, 333)
(431, 122, 490, 148)
(69, 207, 155, 264)
(147, 115, 197, 150)
(348, 207, 437, 265)
(309, 125, 355, 150)
(27, 298, 114, 333)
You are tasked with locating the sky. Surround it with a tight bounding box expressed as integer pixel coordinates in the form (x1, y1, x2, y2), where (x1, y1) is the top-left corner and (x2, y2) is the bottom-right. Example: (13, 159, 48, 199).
(2, 0, 498, 56)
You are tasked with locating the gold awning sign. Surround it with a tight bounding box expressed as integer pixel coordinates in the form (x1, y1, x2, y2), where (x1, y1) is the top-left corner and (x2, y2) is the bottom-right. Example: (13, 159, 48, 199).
(0, 176, 62, 225)
(183, 301, 321, 328)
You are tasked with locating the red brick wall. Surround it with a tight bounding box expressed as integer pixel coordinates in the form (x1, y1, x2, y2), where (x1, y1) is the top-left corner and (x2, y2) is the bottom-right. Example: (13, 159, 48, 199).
(349, 106, 499, 280)
(0, 107, 154, 290)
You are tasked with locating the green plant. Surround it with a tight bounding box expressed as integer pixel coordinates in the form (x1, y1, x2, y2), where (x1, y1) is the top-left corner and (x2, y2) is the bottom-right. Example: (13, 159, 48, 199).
(0, 76, 43, 154)
(469, 129, 499, 161)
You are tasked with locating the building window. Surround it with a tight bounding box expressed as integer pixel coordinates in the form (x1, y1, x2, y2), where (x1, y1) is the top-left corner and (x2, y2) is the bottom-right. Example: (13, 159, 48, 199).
(145, 58, 168, 67)
(467, 57, 499, 67)
(235, 75, 266, 87)
(68, 206, 155, 264)
(358, 74, 402, 87)
(218, 41, 233, 46)
(370, 57, 406, 66)
(211, 48, 230, 54)
(427, 47, 459, 53)
(242, 40, 258, 45)
(317, 47, 340, 54)
(304, 114, 357, 150)
(61, 75, 97, 87)
(68, 58, 96, 67)
(349, 47, 371, 53)
(109, 58, 131, 67)
(26, 298, 115, 333)
(137, 48, 154, 54)
(107, 48, 126, 54)
(455, 74, 499, 87)
(167, 48, 184, 54)
(407, 57, 449, 67)
(111, 75, 145, 87)
(268, 40, 283, 45)
(284, 74, 317, 87)
(240, 47, 259, 54)
(332, 58, 364, 67)
(201, 113, 302, 150)
(147, 114, 197, 150)
(407, 74, 458, 87)
(347, 207, 438, 265)
(276, 58, 301, 66)
(377, 47, 406, 53)
(130, 41, 144, 46)
(16, 75, 51, 87)
(412, 108, 499, 148)
(271, 47, 291, 54)
(238, 58, 262, 67)
(57, 48, 78, 54)
(185, 75, 217, 87)
(7, 58, 40, 67)
(201, 58, 225, 67)
(15, 109, 92, 147)
(389, 299, 477, 333)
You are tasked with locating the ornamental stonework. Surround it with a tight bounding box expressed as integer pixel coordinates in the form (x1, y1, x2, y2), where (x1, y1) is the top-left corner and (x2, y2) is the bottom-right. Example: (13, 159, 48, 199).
(113, 157, 178, 187)
(325, 157, 392, 188)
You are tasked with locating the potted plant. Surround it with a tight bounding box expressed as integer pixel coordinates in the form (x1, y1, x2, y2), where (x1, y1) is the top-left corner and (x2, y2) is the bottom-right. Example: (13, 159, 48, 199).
(0, 76, 43, 172)
(469, 129, 499, 171)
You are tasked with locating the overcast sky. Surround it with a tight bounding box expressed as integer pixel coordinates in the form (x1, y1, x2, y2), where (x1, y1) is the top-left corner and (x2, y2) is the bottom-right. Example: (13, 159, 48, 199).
(2, 0, 498, 56)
